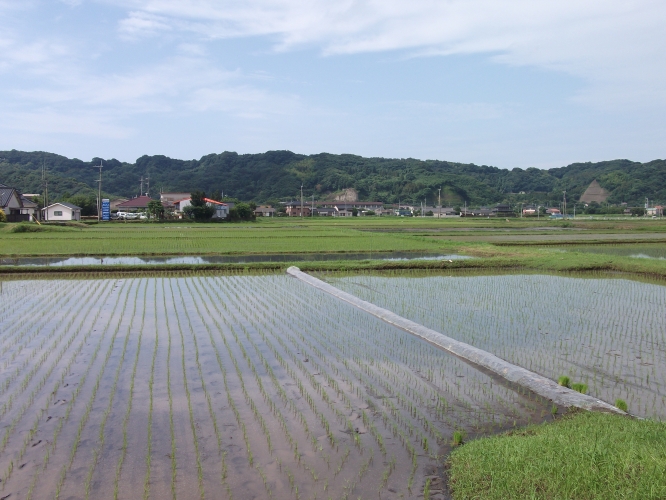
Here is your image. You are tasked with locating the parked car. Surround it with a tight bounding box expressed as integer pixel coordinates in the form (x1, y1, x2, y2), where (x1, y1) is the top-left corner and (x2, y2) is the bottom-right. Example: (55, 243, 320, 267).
(116, 211, 128, 219)
(125, 213, 139, 220)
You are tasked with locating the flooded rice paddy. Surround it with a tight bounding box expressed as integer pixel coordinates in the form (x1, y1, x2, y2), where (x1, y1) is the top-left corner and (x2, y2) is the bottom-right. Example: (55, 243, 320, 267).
(329, 273, 666, 420)
(0, 252, 471, 267)
(551, 243, 666, 260)
(0, 275, 552, 500)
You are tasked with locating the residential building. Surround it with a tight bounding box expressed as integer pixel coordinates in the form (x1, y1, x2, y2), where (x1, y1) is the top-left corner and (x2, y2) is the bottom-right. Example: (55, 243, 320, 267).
(460, 207, 492, 217)
(319, 201, 383, 210)
(492, 204, 515, 217)
(0, 184, 27, 222)
(115, 196, 154, 211)
(285, 201, 311, 217)
(254, 206, 276, 217)
(42, 202, 82, 221)
(315, 207, 335, 216)
(178, 198, 229, 219)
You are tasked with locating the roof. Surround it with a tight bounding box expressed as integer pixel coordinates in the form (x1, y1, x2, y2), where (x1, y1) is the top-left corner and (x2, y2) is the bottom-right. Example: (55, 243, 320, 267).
(0, 187, 19, 207)
(116, 195, 154, 209)
(43, 202, 81, 210)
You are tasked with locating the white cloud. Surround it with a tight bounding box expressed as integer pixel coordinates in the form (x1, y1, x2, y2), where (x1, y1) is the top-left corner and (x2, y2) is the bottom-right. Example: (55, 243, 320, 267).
(106, 0, 666, 108)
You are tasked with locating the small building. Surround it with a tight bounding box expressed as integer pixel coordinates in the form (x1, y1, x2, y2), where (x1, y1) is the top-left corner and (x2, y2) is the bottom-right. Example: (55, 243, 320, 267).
(492, 204, 515, 217)
(19, 195, 40, 220)
(42, 202, 81, 221)
(460, 207, 492, 217)
(115, 196, 154, 211)
(178, 198, 229, 219)
(0, 184, 27, 222)
(545, 208, 561, 215)
(315, 207, 335, 216)
(422, 206, 459, 217)
(160, 192, 191, 204)
(646, 206, 664, 217)
(319, 201, 383, 210)
(285, 202, 312, 217)
(110, 198, 129, 210)
(254, 206, 276, 217)
(522, 205, 537, 216)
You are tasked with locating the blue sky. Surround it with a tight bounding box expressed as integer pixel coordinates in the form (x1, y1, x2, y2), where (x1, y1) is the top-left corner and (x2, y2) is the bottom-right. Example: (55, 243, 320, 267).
(0, 0, 664, 169)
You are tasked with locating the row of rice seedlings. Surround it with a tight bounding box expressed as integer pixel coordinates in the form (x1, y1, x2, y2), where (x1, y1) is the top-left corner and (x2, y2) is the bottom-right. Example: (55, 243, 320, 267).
(0, 281, 102, 412)
(161, 279, 178, 500)
(52, 280, 138, 499)
(0, 281, 116, 489)
(24, 279, 129, 500)
(250, 277, 439, 454)
(104, 278, 146, 499)
(83, 280, 144, 498)
(0, 280, 74, 347)
(192, 278, 325, 498)
(166, 280, 206, 500)
(142, 280, 160, 500)
(2, 284, 114, 489)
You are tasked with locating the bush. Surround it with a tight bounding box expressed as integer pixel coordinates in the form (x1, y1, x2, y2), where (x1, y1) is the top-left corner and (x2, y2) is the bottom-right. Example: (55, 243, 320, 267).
(0, 208, 6, 222)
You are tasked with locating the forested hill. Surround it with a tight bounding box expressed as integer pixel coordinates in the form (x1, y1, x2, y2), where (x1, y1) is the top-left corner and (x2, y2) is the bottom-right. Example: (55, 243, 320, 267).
(1, 149, 664, 206)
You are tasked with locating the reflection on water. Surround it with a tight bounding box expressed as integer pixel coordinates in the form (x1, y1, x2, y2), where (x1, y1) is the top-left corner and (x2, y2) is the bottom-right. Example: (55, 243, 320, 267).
(0, 252, 473, 267)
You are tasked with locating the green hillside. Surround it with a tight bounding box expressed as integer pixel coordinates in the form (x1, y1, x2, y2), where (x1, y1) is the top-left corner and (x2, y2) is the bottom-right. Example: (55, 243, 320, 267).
(1, 149, 664, 207)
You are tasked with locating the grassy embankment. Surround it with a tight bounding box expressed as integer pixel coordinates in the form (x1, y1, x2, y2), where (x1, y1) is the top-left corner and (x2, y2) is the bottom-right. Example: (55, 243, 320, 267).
(447, 410, 666, 499)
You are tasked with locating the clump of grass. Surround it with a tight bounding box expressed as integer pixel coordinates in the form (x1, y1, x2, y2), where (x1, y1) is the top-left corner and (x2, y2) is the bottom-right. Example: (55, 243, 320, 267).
(452, 430, 465, 447)
(615, 399, 628, 412)
(447, 411, 666, 500)
(572, 383, 588, 394)
(557, 376, 571, 388)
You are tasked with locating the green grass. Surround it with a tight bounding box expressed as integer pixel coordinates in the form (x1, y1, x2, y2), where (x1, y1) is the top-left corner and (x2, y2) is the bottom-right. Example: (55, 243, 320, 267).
(447, 411, 666, 500)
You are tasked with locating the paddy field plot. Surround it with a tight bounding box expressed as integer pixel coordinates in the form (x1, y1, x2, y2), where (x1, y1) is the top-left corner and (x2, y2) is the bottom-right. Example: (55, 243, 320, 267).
(329, 273, 666, 419)
(0, 275, 552, 499)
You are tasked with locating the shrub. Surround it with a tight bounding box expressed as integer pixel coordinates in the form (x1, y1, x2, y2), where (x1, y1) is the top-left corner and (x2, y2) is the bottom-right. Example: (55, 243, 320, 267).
(0, 208, 6, 222)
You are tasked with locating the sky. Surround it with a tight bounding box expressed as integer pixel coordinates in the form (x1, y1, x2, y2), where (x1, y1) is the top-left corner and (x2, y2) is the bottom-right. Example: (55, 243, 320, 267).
(0, 0, 664, 169)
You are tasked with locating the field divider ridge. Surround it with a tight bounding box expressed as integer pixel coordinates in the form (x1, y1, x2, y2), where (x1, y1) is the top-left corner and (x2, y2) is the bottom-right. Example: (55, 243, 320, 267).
(286, 266, 625, 415)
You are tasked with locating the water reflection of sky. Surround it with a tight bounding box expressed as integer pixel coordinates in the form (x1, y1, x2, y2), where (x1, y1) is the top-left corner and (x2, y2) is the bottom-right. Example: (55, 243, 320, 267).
(0, 252, 473, 267)
(555, 244, 666, 260)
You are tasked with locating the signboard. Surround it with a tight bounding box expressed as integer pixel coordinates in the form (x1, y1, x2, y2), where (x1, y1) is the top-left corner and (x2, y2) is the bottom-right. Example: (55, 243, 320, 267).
(101, 199, 110, 221)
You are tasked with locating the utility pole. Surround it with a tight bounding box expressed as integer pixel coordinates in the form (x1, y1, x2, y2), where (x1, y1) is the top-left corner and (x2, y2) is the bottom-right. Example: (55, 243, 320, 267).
(438, 187, 441, 219)
(42, 160, 49, 219)
(562, 190, 567, 219)
(146, 176, 150, 197)
(311, 193, 314, 217)
(300, 184, 303, 219)
(95, 160, 103, 222)
(140, 177, 144, 197)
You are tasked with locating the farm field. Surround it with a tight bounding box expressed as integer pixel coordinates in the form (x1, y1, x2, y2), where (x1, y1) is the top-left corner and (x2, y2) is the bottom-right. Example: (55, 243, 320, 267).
(2, 217, 666, 258)
(0, 274, 554, 500)
(328, 272, 666, 420)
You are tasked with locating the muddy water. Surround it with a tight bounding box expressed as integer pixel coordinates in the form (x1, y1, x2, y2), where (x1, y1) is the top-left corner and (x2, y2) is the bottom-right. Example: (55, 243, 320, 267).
(0, 276, 554, 499)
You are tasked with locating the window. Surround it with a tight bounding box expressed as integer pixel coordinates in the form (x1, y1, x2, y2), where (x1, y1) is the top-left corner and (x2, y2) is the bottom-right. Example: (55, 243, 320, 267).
(54, 210, 63, 216)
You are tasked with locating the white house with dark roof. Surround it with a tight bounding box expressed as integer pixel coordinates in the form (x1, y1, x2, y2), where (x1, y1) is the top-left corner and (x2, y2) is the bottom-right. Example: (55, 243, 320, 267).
(42, 202, 82, 221)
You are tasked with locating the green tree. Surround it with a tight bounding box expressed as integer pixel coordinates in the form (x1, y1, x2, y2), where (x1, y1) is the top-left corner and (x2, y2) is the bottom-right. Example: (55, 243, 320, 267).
(228, 202, 256, 221)
(147, 200, 165, 219)
(184, 191, 215, 221)
(63, 194, 98, 216)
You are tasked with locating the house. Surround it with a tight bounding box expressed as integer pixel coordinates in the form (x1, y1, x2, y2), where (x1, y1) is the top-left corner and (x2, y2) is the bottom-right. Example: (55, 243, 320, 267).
(545, 208, 561, 215)
(646, 206, 664, 217)
(1, 184, 28, 222)
(492, 204, 515, 217)
(460, 207, 492, 217)
(522, 205, 537, 216)
(109, 198, 129, 210)
(394, 209, 413, 217)
(285, 201, 312, 217)
(42, 202, 82, 221)
(421, 206, 459, 217)
(315, 207, 336, 216)
(115, 196, 154, 211)
(178, 198, 229, 219)
(254, 206, 276, 217)
(19, 195, 40, 220)
(319, 201, 383, 210)
(160, 192, 191, 204)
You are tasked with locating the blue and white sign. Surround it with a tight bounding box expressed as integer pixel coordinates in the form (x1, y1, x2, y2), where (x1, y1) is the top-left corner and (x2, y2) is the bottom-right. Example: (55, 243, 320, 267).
(101, 199, 110, 221)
